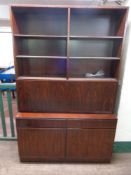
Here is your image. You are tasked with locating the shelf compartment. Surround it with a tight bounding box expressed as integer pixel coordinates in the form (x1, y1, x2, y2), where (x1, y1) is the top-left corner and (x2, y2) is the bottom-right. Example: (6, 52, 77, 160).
(15, 38, 67, 56)
(70, 39, 122, 57)
(70, 8, 127, 36)
(12, 7, 68, 35)
(68, 59, 119, 78)
(17, 57, 66, 77)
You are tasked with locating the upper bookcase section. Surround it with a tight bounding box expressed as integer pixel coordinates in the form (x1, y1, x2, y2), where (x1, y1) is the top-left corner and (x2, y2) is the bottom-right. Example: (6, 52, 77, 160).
(11, 7, 68, 36)
(11, 6, 128, 37)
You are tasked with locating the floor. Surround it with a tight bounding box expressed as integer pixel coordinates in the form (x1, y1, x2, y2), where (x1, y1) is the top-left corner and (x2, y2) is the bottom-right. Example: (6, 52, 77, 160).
(0, 141, 131, 175)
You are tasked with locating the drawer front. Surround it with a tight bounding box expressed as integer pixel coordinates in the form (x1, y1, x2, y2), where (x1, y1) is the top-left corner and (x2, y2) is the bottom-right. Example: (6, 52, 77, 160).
(67, 118, 117, 129)
(16, 116, 117, 129)
(16, 118, 66, 128)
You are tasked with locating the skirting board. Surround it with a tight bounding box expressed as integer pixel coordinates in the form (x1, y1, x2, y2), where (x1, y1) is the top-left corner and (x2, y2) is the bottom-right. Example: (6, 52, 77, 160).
(113, 142, 131, 153)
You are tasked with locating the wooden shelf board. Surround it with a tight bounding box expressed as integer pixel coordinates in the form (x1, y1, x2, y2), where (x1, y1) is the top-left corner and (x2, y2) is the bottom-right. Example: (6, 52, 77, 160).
(70, 36, 123, 39)
(14, 35, 123, 40)
(17, 76, 67, 81)
(68, 78, 118, 82)
(14, 34, 67, 39)
(16, 55, 120, 60)
(16, 112, 117, 120)
(69, 57, 120, 60)
(16, 55, 67, 59)
(17, 76, 117, 82)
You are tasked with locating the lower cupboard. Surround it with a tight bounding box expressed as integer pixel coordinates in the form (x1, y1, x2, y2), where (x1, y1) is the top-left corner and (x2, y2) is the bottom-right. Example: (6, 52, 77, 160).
(16, 114, 116, 162)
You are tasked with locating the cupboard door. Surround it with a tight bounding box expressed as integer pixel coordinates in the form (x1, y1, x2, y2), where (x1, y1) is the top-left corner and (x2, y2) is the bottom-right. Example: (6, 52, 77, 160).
(66, 128, 115, 162)
(17, 128, 66, 161)
(67, 81, 117, 113)
(66, 129, 88, 161)
(87, 129, 115, 162)
(17, 79, 117, 113)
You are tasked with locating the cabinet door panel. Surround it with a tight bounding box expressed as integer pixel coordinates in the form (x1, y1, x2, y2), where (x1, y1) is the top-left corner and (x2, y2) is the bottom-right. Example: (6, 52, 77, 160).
(17, 79, 117, 113)
(66, 129, 88, 160)
(66, 128, 115, 162)
(17, 128, 66, 161)
(87, 129, 115, 161)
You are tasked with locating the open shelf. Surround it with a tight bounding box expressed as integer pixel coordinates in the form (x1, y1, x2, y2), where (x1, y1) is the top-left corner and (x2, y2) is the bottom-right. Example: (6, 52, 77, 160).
(17, 57, 66, 77)
(12, 7, 68, 35)
(70, 8, 127, 36)
(70, 38, 122, 57)
(15, 38, 67, 56)
(68, 59, 119, 78)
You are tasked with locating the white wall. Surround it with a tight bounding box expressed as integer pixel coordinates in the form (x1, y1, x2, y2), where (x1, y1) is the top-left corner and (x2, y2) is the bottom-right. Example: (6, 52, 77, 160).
(0, 5, 9, 19)
(0, 28, 13, 68)
(0, 5, 13, 68)
(115, 1, 131, 141)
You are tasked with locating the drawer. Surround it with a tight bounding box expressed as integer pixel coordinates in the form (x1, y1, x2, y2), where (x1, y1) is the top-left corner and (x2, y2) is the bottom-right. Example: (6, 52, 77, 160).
(16, 113, 117, 129)
(67, 118, 117, 129)
(16, 118, 66, 128)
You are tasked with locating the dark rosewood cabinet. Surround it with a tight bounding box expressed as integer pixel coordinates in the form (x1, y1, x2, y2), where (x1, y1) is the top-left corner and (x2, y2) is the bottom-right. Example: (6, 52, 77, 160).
(10, 4, 128, 162)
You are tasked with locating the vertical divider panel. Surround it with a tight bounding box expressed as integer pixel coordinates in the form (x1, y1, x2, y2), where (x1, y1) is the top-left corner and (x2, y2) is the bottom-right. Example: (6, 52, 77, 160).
(67, 8, 71, 79)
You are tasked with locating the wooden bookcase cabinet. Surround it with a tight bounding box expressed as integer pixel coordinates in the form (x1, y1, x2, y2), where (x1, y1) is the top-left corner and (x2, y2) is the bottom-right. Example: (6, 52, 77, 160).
(10, 5, 128, 162)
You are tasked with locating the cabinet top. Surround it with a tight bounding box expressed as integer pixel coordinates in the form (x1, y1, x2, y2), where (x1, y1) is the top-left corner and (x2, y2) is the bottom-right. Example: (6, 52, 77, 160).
(10, 4, 129, 10)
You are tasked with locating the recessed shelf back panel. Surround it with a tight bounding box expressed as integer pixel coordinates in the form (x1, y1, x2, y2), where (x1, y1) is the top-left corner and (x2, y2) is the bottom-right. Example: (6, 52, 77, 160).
(12, 7, 68, 35)
(17, 57, 66, 77)
(70, 39, 121, 57)
(69, 59, 118, 78)
(70, 8, 126, 36)
(16, 38, 67, 56)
